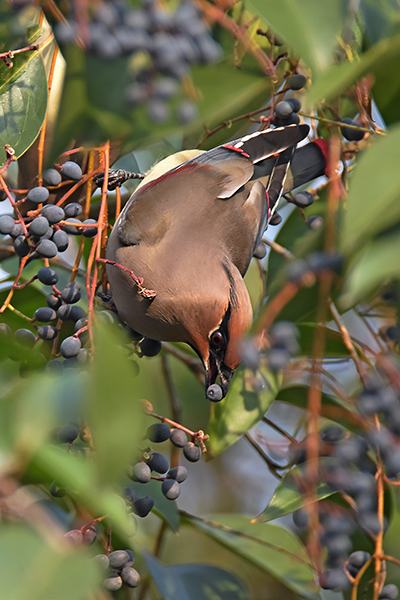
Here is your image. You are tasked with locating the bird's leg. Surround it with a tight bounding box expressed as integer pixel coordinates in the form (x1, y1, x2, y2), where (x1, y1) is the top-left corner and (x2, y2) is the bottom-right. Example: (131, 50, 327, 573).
(96, 258, 156, 299)
(93, 169, 145, 191)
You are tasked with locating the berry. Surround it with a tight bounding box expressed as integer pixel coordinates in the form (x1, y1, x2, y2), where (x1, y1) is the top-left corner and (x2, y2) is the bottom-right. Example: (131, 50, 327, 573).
(140, 337, 162, 357)
(286, 97, 301, 113)
(37, 266, 58, 285)
(306, 252, 343, 274)
(0, 323, 11, 336)
(146, 422, 171, 443)
(146, 452, 169, 474)
(61, 161, 82, 181)
(177, 100, 198, 124)
(0, 215, 15, 234)
(29, 216, 50, 237)
(34, 307, 57, 322)
(253, 242, 266, 259)
(58, 305, 74, 321)
(270, 321, 299, 354)
(267, 348, 291, 371)
(14, 236, 30, 257)
(10, 223, 24, 238)
(108, 549, 132, 569)
(14, 328, 36, 347)
(64, 202, 82, 217)
(269, 212, 282, 225)
(43, 168, 62, 186)
(130, 462, 151, 483)
(170, 428, 188, 447)
(62, 217, 82, 235)
(349, 551, 371, 569)
(75, 318, 88, 333)
(27, 186, 49, 204)
(61, 282, 81, 304)
(168, 466, 188, 483)
(148, 99, 170, 124)
(121, 566, 140, 588)
(340, 118, 365, 142)
(41, 205, 65, 224)
(307, 215, 324, 229)
(293, 508, 308, 529)
(320, 426, 345, 443)
(380, 585, 399, 600)
(64, 529, 83, 545)
(57, 423, 79, 443)
(70, 306, 87, 322)
(94, 554, 109, 570)
(289, 74, 307, 90)
(292, 191, 314, 208)
(320, 569, 351, 590)
(103, 574, 123, 592)
(386, 325, 400, 342)
(206, 383, 223, 402)
(275, 101, 293, 119)
(82, 219, 98, 237)
(53, 230, 69, 252)
(82, 526, 97, 546)
(162, 478, 181, 500)
(36, 239, 58, 258)
(133, 496, 154, 517)
(60, 336, 81, 358)
(125, 326, 143, 342)
(183, 441, 201, 462)
(37, 325, 58, 340)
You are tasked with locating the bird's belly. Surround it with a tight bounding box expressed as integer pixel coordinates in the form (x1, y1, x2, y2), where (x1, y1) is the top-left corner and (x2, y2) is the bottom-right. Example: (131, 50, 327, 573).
(106, 242, 188, 342)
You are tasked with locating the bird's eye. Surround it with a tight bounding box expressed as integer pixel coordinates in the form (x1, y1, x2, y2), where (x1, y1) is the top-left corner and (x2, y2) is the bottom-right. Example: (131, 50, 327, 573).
(210, 331, 224, 348)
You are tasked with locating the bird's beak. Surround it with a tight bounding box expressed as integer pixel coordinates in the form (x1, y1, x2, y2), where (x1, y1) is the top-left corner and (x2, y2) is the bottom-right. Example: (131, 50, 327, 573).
(205, 353, 234, 398)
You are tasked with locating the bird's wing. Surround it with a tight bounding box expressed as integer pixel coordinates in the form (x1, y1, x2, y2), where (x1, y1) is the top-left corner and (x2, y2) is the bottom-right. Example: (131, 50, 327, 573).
(115, 161, 257, 247)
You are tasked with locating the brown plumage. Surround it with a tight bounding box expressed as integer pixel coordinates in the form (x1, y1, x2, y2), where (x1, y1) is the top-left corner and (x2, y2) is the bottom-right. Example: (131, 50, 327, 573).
(106, 124, 326, 399)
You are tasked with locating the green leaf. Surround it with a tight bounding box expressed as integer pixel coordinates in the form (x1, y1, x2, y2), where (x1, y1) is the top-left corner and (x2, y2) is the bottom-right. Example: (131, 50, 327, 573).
(307, 33, 400, 108)
(276, 387, 355, 414)
(341, 231, 400, 308)
(0, 524, 101, 600)
(183, 514, 321, 600)
(87, 322, 146, 485)
(248, 0, 348, 75)
(146, 555, 250, 600)
(0, 50, 47, 166)
(145, 553, 189, 600)
(30, 443, 137, 541)
(168, 564, 249, 600)
(256, 461, 334, 523)
(208, 366, 281, 457)
(341, 124, 400, 254)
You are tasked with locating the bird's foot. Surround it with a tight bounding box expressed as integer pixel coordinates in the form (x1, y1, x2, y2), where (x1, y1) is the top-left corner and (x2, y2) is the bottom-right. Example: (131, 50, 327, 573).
(94, 169, 145, 191)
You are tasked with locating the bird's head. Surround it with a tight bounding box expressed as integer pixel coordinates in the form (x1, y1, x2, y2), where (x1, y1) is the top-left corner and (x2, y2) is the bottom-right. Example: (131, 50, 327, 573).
(188, 262, 253, 401)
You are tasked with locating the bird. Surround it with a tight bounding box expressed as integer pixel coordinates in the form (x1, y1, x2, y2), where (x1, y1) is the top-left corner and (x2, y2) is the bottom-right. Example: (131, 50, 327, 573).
(106, 124, 328, 401)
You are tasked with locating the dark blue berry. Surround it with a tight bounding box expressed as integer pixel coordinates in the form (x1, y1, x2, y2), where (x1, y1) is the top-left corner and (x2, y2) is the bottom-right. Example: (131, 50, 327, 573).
(27, 186, 49, 204)
(36, 239, 58, 258)
(34, 307, 57, 322)
(37, 266, 58, 285)
(183, 441, 201, 462)
(60, 336, 81, 358)
(146, 422, 171, 443)
(61, 161, 82, 181)
(0, 215, 16, 234)
(162, 478, 181, 500)
(43, 168, 62, 186)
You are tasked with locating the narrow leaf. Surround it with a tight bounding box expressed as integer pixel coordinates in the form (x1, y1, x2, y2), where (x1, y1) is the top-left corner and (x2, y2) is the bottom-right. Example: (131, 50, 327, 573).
(184, 514, 321, 600)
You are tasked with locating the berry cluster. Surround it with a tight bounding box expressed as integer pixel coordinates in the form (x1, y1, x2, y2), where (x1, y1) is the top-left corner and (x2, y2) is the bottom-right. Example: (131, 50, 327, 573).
(126, 421, 201, 516)
(54, 0, 223, 124)
(95, 549, 140, 592)
(0, 160, 97, 261)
